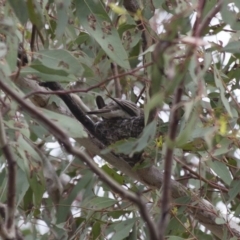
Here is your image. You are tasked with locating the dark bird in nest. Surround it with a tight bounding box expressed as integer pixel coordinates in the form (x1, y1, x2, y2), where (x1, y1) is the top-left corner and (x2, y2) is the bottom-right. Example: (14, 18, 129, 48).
(87, 95, 143, 119)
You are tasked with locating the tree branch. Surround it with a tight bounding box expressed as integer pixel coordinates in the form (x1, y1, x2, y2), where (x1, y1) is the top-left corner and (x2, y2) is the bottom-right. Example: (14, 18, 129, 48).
(0, 107, 17, 238)
(158, 81, 183, 239)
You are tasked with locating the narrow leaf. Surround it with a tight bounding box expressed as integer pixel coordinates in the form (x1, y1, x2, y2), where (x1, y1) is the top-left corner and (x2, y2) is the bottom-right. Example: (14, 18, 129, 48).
(213, 65, 232, 117)
(75, 0, 130, 69)
(207, 160, 232, 186)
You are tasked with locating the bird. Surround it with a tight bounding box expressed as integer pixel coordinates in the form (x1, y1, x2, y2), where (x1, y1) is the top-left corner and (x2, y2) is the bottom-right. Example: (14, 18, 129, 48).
(87, 95, 143, 119)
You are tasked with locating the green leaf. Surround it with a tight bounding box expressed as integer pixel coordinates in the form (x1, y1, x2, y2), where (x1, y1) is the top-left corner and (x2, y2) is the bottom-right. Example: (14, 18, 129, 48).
(13, 142, 30, 176)
(16, 134, 42, 163)
(130, 120, 157, 153)
(0, 42, 7, 58)
(20, 67, 78, 82)
(22, 187, 33, 216)
(144, 94, 164, 123)
(167, 215, 187, 235)
(28, 174, 45, 207)
(230, 237, 238, 240)
(0, 170, 7, 202)
(8, 0, 29, 25)
(0, 16, 14, 35)
(101, 137, 136, 155)
(92, 221, 101, 239)
(16, 168, 30, 207)
(176, 107, 198, 147)
(27, 0, 44, 29)
(211, 138, 232, 157)
(4, 119, 30, 138)
(32, 49, 84, 77)
(107, 210, 131, 219)
(202, 0, 218, 20)
(75, 0, 130, 69)
(215, 217, 226, 224)
(127, 224, 137, 240)
(101, 165, 125, 185)
(167, 237, 185, 240)
(30, 61, 69, 76)
(223, 41, 240, 53)
(221, 2, 240, 30)
(40, 108, 87, 138)
(234, 204, 240, 217)
(152, 0, 165, 9)
(235, 2, 240, 9)
(5, 35, 18, 72)
(228, 180, 240, 202)
(55, 0, 71, 37)
(89, 197, 117, 209)
(207, 160, 232, 186)
(111, 218, 137, 240)
(56, 170, 93, 224)
(213, 65, 232, 117)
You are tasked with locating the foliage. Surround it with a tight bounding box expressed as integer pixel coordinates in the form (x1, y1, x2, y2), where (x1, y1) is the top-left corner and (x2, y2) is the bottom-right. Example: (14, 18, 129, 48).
(0, 0, 240, 239)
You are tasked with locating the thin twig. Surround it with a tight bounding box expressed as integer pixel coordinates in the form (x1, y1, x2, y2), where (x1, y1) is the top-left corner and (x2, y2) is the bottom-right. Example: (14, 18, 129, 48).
(158, 81, 183, 239)
(111, 63, 122, 98)
(30, 24, 36, 53)
(192, 0, 206, 37)
(23, 62, 153, 99)
(0, 109, 16, 237)
(196, 0, 223, 37)
(174, 157, 230, 195)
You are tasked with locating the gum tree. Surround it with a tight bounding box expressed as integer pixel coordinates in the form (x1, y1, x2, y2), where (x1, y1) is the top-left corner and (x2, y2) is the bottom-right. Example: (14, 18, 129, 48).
(0, 0, 240, 239)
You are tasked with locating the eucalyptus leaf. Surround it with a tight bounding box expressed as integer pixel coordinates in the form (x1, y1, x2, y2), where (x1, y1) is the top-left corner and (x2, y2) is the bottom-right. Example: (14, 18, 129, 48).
(213, 65, 232, 117)
(27, 0, 44, 29)
(167, 237, 185, 240)
(75, 0, 130, 69)
(88, 197, 117, 209)
(8, 0, 29, 24)
(55, 0, 71, 37)
(111, 218, 138, 240)
(56, 170, 93, 224)
(207, 160, 232, 186)
(32, 49, 84, 77)
(221, 2, 240, 30)
(215, 217, 226, 225)
(20, 67, 78, 82)
(102, 165, 125, 185)
(228, 180, 240, 202)
(40, 108, 87, 138)
(223, 42, 240, 53)
(0, 42, 7, 58)
(16, 168, 30, 207)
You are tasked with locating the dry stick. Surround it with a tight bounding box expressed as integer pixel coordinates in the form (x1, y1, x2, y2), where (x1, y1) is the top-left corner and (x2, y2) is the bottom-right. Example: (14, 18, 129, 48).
(196, 0, 223, 37)
(30, 24, 36, 53)
(111, 63, 122, 98)
(0, 79, 159, 240)
(192, 0, 206, 36)
(23, 62, 153, 99)
(135, 84, 146, 104)
(222, 81, 240, 112)
(0, 111, 16, 238)
(0, 219, 10, 240)
(158, 82, 183, 239)
(172, 212, 198, 240)
(174, 157, 230, 195)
